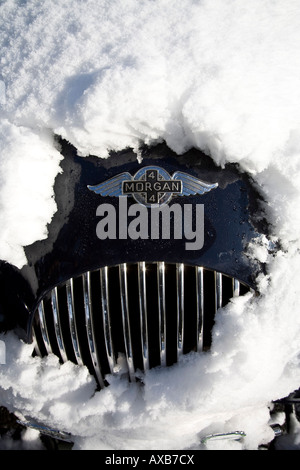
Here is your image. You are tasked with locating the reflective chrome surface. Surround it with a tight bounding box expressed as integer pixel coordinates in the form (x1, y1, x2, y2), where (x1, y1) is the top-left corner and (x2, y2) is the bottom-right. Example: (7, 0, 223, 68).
(176, 263, 184, 358)
(66, 278, 83, 366)
(51, 287, 67, 363)
(37, 302, 52, 355)
(196, 266, 204, 352)
(138, 261, 149, 371)
(82, 272, 105, 388)
(157, 262, 166, 367)
(33, 262, 250, 388)
(100, 266, 115, 374)
(201, 431, 246, 444)
(119, 263, 135, 382)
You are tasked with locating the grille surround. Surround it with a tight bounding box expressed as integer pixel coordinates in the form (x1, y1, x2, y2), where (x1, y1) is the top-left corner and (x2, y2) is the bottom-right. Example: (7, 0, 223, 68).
(32, 262, 249, 388)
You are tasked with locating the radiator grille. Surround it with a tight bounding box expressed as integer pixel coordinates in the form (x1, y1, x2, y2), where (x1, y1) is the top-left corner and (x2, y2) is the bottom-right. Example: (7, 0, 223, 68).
(32, 262, 249, 388)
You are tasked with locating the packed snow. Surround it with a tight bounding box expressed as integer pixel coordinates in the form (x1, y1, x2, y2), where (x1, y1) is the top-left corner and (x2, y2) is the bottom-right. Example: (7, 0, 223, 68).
(1, 0, 300, 450)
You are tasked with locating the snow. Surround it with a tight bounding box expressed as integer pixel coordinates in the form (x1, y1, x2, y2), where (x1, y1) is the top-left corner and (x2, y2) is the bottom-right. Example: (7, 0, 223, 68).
(1, 0, 300, 450)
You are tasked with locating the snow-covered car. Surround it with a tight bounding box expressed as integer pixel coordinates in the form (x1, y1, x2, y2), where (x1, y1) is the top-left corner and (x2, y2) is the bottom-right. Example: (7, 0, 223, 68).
(1, 137, 296, 449)
(2, 0, 300, 453)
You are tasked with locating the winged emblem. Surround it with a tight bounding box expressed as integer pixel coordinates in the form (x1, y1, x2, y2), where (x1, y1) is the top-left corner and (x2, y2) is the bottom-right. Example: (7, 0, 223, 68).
(88, 166, 218, 206)
(87, 172, 132, 197)
(172, 171, 218, 196)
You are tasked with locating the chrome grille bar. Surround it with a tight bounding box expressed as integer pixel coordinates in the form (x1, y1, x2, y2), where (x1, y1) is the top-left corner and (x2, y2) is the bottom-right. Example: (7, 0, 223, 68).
(138, 262, 149, 371)
(157, 262, 166, 367)
(82, 272, 105, 388)
(100, 266, 116, 374)
(66, 278, 83, 366)
(119, 263, 135, 381)
(33, 263, 251, 388)
(232, 278, 240, 297)
(37, 301, 52, 355)
(214, 271, 222, 311)
(176, 263, 184, 357)
(196, 266, 204, 352)
(51, 287, 68, 363)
